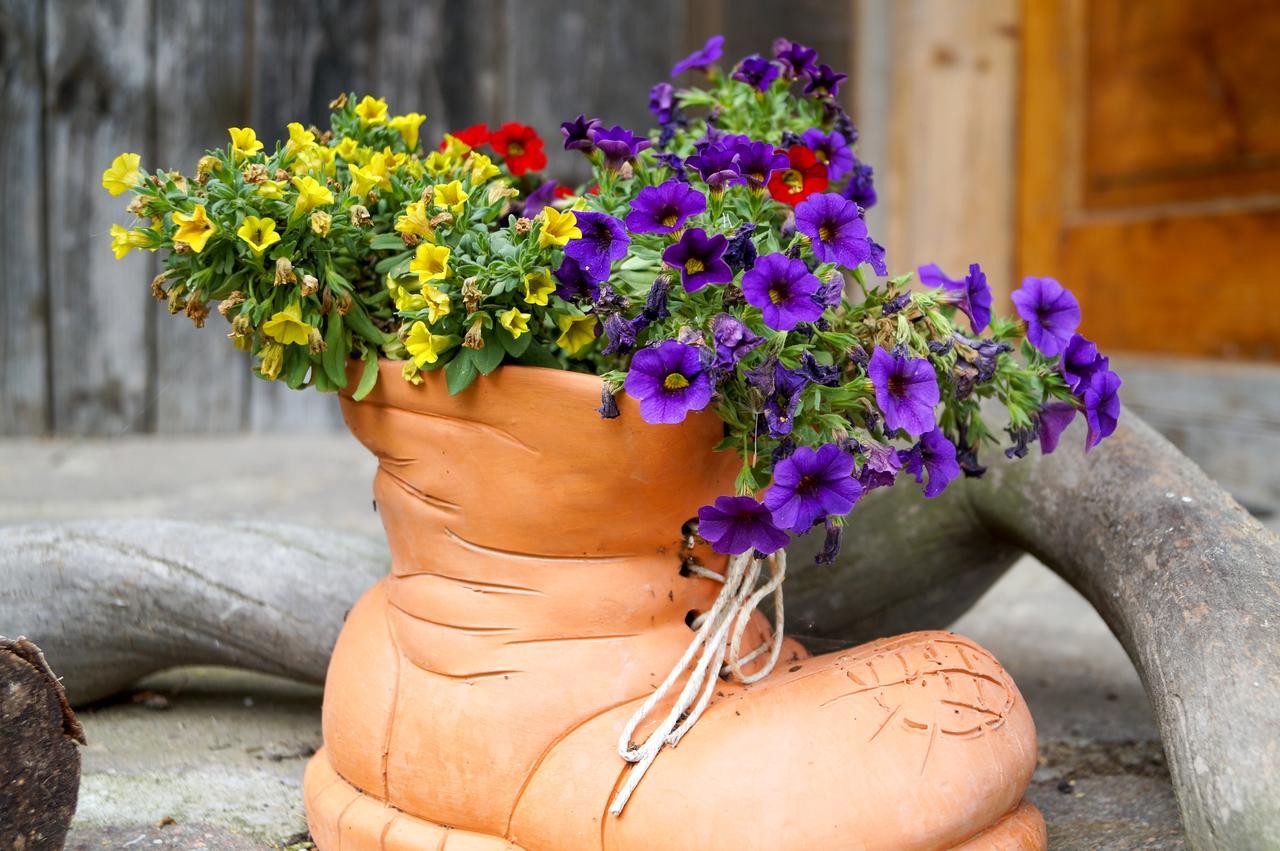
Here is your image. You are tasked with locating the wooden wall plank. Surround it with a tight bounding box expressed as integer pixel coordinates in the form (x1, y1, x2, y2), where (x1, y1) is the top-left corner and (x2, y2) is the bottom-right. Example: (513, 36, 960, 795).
(0, 0, 49, 434)
(151, 0, 251, 432)
(44, 0, 154, 435)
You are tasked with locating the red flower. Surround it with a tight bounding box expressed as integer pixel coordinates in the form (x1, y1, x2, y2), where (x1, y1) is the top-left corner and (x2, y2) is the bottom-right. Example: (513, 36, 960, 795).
(767, 145, 828, 207)
(488, 122, 548, 176)
(441, 123, 490, 151)
(553, 185, 576, 200)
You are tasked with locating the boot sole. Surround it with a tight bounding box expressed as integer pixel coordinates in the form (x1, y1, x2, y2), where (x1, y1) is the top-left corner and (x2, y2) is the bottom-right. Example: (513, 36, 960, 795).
(305, 747, 1046, 850)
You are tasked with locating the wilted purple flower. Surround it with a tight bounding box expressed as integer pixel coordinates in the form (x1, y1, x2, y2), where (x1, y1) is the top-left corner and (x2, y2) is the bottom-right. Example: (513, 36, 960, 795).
(733, 55, 780, 91)
(773, 38, 818, 78)
(685, 143, 744, 193)
(857, 441, 902, 491)
(1061, 334, 1109, 396)
(560, 115, 601, 152)
(553, 257, 600, 302)
(671, 34, 724, 77)
(723, 222, 758, 273)
(817, 275, 845, 309)
(841, 162, 875, 211)
(710, 313, 762, 370)
(596, 384, 620, 419)
(601, 313, 638, 355)
(741, 252, 824, 331)
(1037, 402, 1077, 455)
(795, 193, 870, 269)
(764, 443, 863, 532)
(641, 275, 672, 323)
(918, 262, 993, 333)
(1005, 422, 1036, 459)
(799, 350, 841, 386)
(1011, 277, 1081, 357)
(899, 428, 961, 498)
(654, 151, 688, 181)
(625, 180, 706, 234)
(952, 333, 1012, 400)
(521, 179, 558, 219)
(881, 291, 912, 316)
(589, 125, 651, 171)
(624, 340, 714, 425)
(867, 239, 887, 276)
(804, 63, 847, 98)
(697, 495, 790, 555)
(800, 129, 853, 181)
(814, 517, 844, 565)
(733, 141, 789, 190)
(662, 227, 731, 292)
(649, 82, 678, 125)
(868, 347, 939, 437)
(1084, 370, 1122, 450)
(565, 212, 630, 282)
(955, 423, 986, 478)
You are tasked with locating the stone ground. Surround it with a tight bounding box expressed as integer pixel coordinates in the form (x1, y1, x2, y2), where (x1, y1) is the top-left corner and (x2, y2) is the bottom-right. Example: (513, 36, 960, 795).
(0, 435, 1201, 850)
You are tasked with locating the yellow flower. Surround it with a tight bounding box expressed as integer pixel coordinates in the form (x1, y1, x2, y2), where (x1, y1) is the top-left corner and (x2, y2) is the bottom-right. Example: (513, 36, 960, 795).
(538, 207, 580, 248)
(424, 151, 455, 177)
(404, 321, 454, 367)
(256, 178, 286, 200)
(109, 224, 150, 259)
(261, 301, 313, 346)
(102, 152, 143, 196)
(391, 284, 426, 312)
(440, 133, 472, 159)
(421, 284, 452, 324)
(432, 180, 468, 213)
(348, 163, 380, 197)
(335, 136, 360, 161)
(310, 210, 332, 237)
(354, 95, 388, 125)
(556, 314, 598, 355)
(402, 157, 425, 180)
(469, 153, 500, 184)
(258, 342, 285, 380)
(389, 112, 426, 150)
(291, 175, 333, 216)
(522, 269, 555, 306)
(395, 200, 434, 241)
(366, 151, 397, 187)
(196, 155, 221, 182)
(409, 243, 450, 283)
(236, 215, 281, 255)
(284, 122, 316, 158)
(499, 307, 531, 339)
(172, 204, 217, 253)
(228, 127, 264, 160)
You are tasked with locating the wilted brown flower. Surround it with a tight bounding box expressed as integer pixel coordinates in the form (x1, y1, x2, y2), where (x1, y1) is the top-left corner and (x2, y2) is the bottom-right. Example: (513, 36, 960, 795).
(274, 256, 296, 287)
(514, 217, 532, 235)
(150, 270, 172, 300)
(310, 210, 331, 237)
(350, 205, 372, 227)
(217, 290, 245, 317)
(463, 316, 486, 350)
(308, 326, 326, 354)
(462, 276, 484, 313)
(300, 273, 319, 297)
(243, 162, 268, 184)
(185, 298, 209, 328)
(328, 93, 348, 110)
(336, 292, 353, 315)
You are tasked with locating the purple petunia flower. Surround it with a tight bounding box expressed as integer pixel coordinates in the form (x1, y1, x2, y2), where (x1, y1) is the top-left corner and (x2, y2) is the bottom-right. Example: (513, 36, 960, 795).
(623, 340, 714, 425)
(843, 160, 877, 209)
(746, 358, 809, 438)
(560, 115, 601, 153)
(565, 212, 630, 282)
(1083, 369, 1122, 450)
(917, 262, 993, 334)
(520, 179, 558, 219)
(794, 193, 870, 269)
(710, 313, 762, 370)
(732, 140, 789, 190)
(741, 252, 824, 331)
(773, 38, 818, 78)
(1037, 401, 1077, 455)
(685, 143, 744, 193)
(867, 238, 887, 276)
(867, 347, 940, 437)
(649, 82, 678, 125)
(800, 128, 854, 182)
(696, 495, 790, 556)
(589, 125, 652, 171)
(654, 151, 689, 182)
(857, 441, 902, 491)
(899, 428, 961, 498)
(662, 227, 731, 292)
(1060, 333, 1109, 396)
(553, 256, 600, 302)
(1011, 277, 1081, 357)
(625, 180, 706, 234)
(804, 63, 847, 98)
(671, 34, 724, 77)
(764, 443, 863, 532)
(733, 55, 780, 91)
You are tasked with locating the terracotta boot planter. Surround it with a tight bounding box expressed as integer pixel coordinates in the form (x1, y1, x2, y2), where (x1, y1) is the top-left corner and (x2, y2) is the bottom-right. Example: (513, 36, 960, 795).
(304, 361, 1046, 850)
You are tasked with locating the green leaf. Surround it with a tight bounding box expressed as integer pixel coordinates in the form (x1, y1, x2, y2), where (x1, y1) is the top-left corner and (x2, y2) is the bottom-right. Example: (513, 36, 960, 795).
(473, 335, 505, 375)
(344, 303, 389, 346)
(284, 349, 311, 389)
(370, 233, 408, 251)
(351, 348, 380, 401)
(498, 326, 532, 358)
(514, 342, 561, 369)
(321, 313, 348, 387)
(375, 253, 412, 275)
(445, 348, 479, 395)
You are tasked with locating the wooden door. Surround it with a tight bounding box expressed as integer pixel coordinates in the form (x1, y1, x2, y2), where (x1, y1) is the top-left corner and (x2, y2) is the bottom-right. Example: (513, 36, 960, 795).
(1019, 0, 1280, 359)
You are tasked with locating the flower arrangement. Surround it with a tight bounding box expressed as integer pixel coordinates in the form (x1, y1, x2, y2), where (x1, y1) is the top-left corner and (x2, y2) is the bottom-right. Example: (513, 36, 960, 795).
(105, 35, 1120, 565)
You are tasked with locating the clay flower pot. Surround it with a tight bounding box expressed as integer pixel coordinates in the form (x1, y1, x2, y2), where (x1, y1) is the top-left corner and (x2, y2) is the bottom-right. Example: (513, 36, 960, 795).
(304, 361, 1046, 850)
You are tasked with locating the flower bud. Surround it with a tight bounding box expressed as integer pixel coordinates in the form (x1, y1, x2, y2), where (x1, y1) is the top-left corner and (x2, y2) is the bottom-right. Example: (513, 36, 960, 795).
(350, 204, 372, 227)
(463, 316, 485, 350)
(300, 273, 319, 297)
(310, 210, 331, 237)
(274, 256, 296, 287)
(401, 360, 423, 385)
